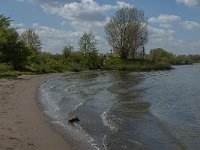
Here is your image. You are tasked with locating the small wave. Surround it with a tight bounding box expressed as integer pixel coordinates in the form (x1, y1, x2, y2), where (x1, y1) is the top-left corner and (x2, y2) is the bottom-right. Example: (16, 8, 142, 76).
(100, 110, 120, 132)
(69, 102, 83, 114)
(52, 120, 65, 127)
(73, 123, 100, 150)
(102, 135, 108, 150)
(44, 80, 55, 89)
(38, 81, 62, 121)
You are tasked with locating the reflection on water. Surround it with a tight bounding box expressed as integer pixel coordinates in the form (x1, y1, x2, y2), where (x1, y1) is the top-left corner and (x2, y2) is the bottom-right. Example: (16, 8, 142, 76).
(38, 64, 200, 150)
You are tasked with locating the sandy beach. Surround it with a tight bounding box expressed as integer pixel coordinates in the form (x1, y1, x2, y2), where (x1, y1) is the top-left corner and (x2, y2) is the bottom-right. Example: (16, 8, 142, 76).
(0, 74, 71, 150)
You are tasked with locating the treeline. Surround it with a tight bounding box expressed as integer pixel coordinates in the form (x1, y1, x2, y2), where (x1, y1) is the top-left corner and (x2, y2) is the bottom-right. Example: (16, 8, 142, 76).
(188, 55, 200, 63)
(0, 14, 104, 74)
(0, 15, 171, 77)
(0, 11, 170, 76)
(5, 5, 199, 76)
(149, 48, 199, 65)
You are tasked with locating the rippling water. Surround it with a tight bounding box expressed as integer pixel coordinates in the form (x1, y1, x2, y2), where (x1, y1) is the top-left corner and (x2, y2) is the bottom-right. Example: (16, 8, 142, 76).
(37, 64, 200, 150)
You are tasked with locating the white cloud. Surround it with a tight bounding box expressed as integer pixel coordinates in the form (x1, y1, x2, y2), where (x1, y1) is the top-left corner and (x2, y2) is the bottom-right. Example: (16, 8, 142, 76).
(147, 26, 179, 53)
(15, 0, 133, 53)
(32, 23, 83, 53)
(16, 0, 200, 54)
(149, 14, 200, 31)
(148, 26, 175, 43)
(178, 40, 200, 54)
(40, 0, 133, 31)
(17, 23, 83, 53)
(148, 14, 200, 54)
(148, 14, 181, 24)
(116, 1, 133, 8)
(159, 24, 172, 28)
(181, 21, 200, 30)
(41, 1, 110, 21)
(16, 23, 110, 53)
(176, 0, 200, 7)
(147, 25, 200, 54)
(17, 0, 81, 5)
(11, 23, 24, 28)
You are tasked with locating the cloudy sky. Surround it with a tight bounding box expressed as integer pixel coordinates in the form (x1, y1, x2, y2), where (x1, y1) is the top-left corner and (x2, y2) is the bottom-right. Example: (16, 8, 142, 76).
(1, 0, 200, 54)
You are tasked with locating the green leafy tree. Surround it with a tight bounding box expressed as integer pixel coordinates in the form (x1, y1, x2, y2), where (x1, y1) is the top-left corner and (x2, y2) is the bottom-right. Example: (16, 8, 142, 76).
(79, 32, 97, 56)
(0, 14, 11, 28)
(79, 32, 99, 69)
(21, 28, 41, 55)
(149, 48, 174, 63)
(105, 7, 148, 59)
(0, 14, 31, 69)
(63, 44, 73, 61)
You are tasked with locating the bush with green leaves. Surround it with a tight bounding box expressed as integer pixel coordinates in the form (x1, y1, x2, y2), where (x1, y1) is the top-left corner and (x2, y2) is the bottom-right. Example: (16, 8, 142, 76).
(28, 52, 67, 73)
(0, 63, 13, 72)
(149, 48, 174, 63)
(104, 56, 171, 71)
(0, 14, 31, 70)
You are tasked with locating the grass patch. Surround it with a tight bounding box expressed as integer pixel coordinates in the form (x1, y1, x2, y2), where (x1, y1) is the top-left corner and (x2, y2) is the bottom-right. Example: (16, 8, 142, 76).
(103, 56, 171, 71)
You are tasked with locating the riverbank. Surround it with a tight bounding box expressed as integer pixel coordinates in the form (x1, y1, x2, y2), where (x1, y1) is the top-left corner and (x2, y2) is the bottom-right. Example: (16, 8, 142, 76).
(0, 74, 71, 150)
(103, 57, 172, 71)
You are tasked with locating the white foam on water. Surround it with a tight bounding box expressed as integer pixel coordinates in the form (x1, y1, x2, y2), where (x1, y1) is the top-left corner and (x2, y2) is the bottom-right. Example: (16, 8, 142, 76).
(38, 76, 102, 150)
(75, 123, 100, 150)
(102, 135, 108, 150)
(101, 109, 124, 149)
(100, 110, 119, 132)
(52, 120, 65, 127)
(38, 80, 62, 121)
(68, 102, 84, 117)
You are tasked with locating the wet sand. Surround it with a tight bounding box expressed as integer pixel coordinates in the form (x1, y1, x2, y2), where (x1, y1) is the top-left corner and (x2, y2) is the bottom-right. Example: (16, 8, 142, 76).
(0, 74, 71, 150)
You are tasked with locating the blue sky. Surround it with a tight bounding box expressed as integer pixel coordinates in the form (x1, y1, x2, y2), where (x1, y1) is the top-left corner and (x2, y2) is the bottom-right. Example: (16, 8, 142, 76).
(1, 0, 200, 55)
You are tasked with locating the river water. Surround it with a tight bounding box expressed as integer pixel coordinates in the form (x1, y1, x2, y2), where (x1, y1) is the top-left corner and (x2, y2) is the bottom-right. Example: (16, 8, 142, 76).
(37, 64, 200, 150)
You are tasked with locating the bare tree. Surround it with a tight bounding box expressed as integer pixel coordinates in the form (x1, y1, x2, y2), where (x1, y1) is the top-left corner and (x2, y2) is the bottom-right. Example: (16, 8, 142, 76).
(105, 7, 148, 59)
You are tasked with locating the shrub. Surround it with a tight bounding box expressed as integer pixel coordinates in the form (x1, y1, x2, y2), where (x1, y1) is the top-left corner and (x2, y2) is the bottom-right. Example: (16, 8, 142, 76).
(0, 63, 13, 72)
(67, 63, 83, 72)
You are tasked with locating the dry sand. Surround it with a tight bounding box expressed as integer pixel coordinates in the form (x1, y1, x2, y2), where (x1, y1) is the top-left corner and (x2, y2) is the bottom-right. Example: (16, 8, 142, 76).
(0, 74, 71, 150)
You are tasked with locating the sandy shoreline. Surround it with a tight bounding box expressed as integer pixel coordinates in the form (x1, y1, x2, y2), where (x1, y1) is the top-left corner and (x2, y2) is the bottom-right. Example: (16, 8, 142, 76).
(0, 74, 71, 150)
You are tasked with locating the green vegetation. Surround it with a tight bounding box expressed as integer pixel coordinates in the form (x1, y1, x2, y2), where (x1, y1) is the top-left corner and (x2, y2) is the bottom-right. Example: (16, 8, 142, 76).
(0, 14, 31, 70)
(189, 55, 200, 63)
(104, 56, 171, 71)
(79, 32, 102, 70)
(0, 63, 31, 78)
(149, 48, 195, 65)
(4, 10, 195, 78)
(21, 28, 41, 55)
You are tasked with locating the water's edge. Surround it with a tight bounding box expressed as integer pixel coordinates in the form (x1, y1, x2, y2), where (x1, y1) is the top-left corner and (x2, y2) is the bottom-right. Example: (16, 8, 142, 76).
(36, 77, 96, 150)
(36, 66, 200, 150)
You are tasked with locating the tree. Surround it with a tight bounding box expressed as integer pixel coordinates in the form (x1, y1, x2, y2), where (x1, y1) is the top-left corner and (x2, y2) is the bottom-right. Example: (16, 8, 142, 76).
(79, 32, 99, 69)
(21, 28, 42, 55)
(0, 14, 13, 61)
(0, 14, 31, 69)
(79, 32, 97, 56)
(63, 44, 73, 61)
(105, 7, 148, 59)
(0, 14, 11, 28)
(149, 48, 174, 63)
